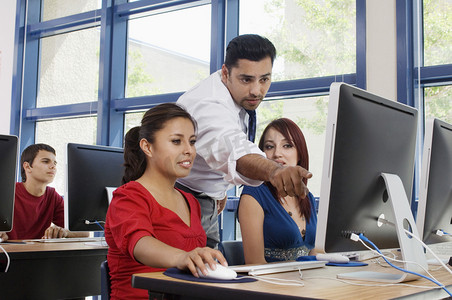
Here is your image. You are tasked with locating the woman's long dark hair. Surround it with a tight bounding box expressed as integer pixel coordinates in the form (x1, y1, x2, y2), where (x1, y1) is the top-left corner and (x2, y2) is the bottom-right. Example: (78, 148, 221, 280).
(122, 103, 196, 184)
(258, 118, 312, 222)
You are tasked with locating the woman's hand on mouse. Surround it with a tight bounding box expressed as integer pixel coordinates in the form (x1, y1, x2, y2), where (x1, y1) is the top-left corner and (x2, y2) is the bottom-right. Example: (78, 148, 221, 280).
(175, 247, 227, 277)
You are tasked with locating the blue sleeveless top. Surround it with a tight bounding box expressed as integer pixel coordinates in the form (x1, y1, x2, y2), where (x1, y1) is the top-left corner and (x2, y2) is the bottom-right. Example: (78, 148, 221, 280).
(240, 184, 317, 262)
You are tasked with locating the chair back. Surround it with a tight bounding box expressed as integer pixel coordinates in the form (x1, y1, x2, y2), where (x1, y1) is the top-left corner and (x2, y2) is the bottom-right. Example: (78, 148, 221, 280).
(219, 240, 245, 266)
(101, 260, 111, 300)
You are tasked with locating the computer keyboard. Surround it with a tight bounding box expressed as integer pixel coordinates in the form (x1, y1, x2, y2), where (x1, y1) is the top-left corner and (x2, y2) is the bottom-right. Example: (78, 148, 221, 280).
(229, 260, 326, 276)
(427, 241, 452, 258)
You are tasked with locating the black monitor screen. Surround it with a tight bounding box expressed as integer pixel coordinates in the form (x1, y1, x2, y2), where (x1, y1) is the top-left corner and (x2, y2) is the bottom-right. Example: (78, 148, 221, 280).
(0, 135, 18, 232)
(316, 83, 418, 253)
(65, 143, 124, 231)
(417, 118, 452, 244)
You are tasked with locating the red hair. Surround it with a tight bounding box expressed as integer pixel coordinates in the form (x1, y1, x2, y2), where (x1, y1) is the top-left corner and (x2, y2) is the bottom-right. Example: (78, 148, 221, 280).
(258, 118, 312, 222)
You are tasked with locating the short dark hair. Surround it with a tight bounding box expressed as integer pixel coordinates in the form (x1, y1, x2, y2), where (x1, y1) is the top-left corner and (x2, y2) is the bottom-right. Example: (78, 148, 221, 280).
(122, 103, 197, 184)
(224, 34, 276, 70)
(20, 143, 56, 182)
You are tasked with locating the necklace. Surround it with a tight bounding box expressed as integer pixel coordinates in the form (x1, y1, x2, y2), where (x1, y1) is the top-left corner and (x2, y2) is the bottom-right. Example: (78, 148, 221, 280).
(281, 198, 306, 237)
(281, 198, 305, 219)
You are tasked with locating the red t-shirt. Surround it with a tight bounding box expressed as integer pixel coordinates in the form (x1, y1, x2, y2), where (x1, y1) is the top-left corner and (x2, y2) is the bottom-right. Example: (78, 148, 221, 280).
(9, 182, 64, 240)
(104, 181, 207, 300)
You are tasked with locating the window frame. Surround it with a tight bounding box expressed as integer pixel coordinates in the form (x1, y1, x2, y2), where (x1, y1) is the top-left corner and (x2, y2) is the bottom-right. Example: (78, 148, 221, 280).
(396, 0, 452, 210)
(11, 0, 366, 154)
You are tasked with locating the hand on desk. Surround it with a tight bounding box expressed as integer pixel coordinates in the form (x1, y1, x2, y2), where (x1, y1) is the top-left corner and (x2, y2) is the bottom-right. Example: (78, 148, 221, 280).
(42, 225, 90, 239)
(42, 225, 69, 239)
(0, 232, 8, 242)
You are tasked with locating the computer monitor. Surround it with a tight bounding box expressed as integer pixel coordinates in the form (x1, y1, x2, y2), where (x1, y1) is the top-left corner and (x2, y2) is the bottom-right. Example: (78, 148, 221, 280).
(316, 83, 426, 282)
(65, 143, 124, 231)
(0, 134, 18, 232)
(417, 118, 452, 244)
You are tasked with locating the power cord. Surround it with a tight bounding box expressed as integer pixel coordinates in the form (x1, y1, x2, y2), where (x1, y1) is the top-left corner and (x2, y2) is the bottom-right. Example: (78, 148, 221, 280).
(84, 220, 105, 231)
(303, 274, 445, 290)
(403, 229, 452, 276)
(241, 269, 305, 287)
(435, 230, 451, 237)
(0, 245, 10, 272)
(352, 234, 439, 282)
(350, 233, 452, 297)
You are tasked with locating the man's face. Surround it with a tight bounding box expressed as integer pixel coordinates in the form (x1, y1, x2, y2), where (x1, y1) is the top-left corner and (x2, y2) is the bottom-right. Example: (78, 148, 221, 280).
(221, 57, 273, 111)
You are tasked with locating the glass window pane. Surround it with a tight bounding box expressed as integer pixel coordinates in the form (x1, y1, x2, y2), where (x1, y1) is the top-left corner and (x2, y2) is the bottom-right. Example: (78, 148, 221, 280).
(35, 117, 97, 195)
(124, 111, 145, 135)
(38, 28, 100, 107)
(126, 4, 211, 97)
(258, 96, 328, 197)
(423, 0, 452, 66)
(424, 85, 452, 124)
(239, 0, 356, 81)
(124, 96, 327, 196)
(42, 0, 101, 21)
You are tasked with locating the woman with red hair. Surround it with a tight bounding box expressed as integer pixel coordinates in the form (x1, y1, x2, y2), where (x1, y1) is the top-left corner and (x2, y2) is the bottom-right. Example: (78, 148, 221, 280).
(239, 118, 317, 264)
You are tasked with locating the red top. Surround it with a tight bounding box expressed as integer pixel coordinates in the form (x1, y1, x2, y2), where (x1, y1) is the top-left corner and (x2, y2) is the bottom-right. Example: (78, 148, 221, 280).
(9, 182, 64, 240)
(104, 181, 207, 300)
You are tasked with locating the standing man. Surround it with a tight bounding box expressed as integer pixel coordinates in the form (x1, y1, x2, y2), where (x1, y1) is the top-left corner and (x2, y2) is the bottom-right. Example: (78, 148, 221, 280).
(176, 34, 312, 248)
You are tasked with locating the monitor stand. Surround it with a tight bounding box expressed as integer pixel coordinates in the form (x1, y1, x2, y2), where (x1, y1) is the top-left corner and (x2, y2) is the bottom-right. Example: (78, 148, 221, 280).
(337, 173, 428, 283)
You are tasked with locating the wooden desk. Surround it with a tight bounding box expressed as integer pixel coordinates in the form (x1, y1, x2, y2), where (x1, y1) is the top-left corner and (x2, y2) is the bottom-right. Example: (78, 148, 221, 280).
(132, 262, 452, 300)
(0, 241, 108, 300)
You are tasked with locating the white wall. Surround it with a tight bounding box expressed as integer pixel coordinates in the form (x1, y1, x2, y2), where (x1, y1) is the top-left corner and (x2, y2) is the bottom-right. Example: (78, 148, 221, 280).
(0, 0, 16, 135)
(366, 0, 398, 101)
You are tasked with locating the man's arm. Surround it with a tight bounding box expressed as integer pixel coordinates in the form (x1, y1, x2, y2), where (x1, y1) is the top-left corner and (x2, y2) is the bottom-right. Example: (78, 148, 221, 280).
(236, 154, 312, 198)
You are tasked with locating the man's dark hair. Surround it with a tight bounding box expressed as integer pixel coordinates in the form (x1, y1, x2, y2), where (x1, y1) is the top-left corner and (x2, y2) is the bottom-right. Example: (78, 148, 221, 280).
(20, 143, 56, 182)
(224, 34, 276, 70)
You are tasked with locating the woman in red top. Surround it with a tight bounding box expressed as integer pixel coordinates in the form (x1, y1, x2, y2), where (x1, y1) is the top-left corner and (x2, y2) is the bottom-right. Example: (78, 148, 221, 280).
(104, 103, 227, 299)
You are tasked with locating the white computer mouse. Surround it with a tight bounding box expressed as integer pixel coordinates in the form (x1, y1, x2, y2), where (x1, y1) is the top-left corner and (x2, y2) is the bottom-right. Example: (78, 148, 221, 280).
(197, 263, 237, 280)
(316, 253, 350, 264)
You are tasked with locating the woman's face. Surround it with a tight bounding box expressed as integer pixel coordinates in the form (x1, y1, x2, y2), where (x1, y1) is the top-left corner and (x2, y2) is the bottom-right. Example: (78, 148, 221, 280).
(147, 117, 196, 179)
(262, 127, 298, 167)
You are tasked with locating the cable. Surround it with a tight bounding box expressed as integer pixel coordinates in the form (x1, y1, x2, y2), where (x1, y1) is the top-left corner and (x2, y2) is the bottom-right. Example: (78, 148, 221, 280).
(249, 275, 304, 287)
(350, 233, 452, 297)
(354, 236, 440, 284)
(0, 245, 10, 273)
(403, 229, 452, 276)
(435, 230, 451, 237)
(241, 269, 304, 287)
(303, 275, 444, 290)
(84, 220, 105, 231)
(372, 250, 398, 268)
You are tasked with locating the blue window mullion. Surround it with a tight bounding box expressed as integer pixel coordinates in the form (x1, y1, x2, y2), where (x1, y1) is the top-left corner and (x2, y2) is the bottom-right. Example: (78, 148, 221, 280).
(267, 74, 357, 99)
(116, 0, 209, 19)
(106, 0, 128, 148)
(97, 0, 116, 147)
(417, 64, 452, 85)
(27, 10, 102, 38)
(210, 0, 226, 73)
(224, 0, 239, 52)
(356, 0, 366, 89)
(10, 0, 27, 137)
(18, 0, 42, 154)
